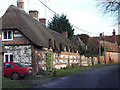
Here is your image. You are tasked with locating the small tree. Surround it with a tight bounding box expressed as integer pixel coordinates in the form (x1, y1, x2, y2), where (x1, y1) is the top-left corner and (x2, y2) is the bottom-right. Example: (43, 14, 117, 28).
(78, 34, 89, 45)
(46, 51, 54, 72)
(96, 2, 119, 24)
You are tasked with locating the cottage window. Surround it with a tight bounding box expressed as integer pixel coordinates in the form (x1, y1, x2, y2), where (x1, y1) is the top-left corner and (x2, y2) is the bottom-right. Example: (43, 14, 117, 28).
(2, 30, 13, 41)
(4, 53, 13, 62)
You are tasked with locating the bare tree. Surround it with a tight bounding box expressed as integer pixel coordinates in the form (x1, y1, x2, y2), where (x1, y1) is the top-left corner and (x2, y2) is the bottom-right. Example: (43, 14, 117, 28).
(98, 2, 120, 13)
(97, 1, 120, 24)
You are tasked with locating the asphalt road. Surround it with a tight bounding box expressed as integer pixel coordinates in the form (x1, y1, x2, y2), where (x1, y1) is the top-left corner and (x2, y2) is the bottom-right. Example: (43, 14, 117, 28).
(32, 65, 119, 88)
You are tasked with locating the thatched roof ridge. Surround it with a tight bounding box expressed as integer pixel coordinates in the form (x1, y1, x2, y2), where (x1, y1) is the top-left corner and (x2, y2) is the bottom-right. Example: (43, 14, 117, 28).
(1, 5, 77, 51)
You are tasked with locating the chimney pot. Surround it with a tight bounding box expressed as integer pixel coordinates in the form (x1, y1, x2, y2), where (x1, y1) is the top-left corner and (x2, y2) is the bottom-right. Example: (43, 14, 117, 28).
(17, 0, 24, 10)
(99, 33, 103, 40)
(112, 29, 117, 44)
(62, 31, 68, 38)
(99, 33, 102, 37)
(29, 10, 39, 20)
(39, 18, 46, 26)
(113, 29, 116, 36)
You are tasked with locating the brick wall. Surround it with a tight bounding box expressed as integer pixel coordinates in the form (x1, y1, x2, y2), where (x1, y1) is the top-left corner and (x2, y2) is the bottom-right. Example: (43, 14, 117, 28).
(93, 57, 98, 65)
(1, 30, 31, 45)
(54, 51, 80, 69)
(34, 51, 80, 70)
(100, 56, 104, 64)
(88, 57, 92, 65)
(105, 52, 120, 63)
(81, 55, 89, 66)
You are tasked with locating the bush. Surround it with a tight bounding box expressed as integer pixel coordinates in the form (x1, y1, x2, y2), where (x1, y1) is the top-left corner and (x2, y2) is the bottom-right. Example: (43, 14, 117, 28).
(38, 68, 48, 76)
(60, 67, 66, 70)
(71, 64, 79, 68)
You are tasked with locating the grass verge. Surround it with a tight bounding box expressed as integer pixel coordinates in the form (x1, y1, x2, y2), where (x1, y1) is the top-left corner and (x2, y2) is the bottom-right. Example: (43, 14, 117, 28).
(50, 63, 119, 77)
(2, 77, 31, 88)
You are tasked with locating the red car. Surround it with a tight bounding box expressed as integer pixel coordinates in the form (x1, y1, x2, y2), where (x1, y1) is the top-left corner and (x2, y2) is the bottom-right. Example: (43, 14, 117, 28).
(4, 62, 33, 80)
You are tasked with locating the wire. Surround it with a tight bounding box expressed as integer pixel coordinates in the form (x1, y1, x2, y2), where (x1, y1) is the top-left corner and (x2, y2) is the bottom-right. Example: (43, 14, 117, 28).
(73, 25, 99, 34)
(28, 0, 29, 12)
(38, 0, 58, 15)
(37, 0, 100, 35)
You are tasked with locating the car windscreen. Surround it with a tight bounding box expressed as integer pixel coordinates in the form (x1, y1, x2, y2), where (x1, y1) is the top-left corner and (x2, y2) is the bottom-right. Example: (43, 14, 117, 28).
(15, 63, 23, 67)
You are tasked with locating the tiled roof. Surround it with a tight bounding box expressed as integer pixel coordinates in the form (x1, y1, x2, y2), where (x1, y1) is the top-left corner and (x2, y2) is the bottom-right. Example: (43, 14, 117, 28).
(87, 34, 120, 53)
(100, 41, 120, 52)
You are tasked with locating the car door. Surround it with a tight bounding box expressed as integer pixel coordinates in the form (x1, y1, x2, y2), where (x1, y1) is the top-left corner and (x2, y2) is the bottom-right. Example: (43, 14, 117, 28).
(4, 63, 14, 77)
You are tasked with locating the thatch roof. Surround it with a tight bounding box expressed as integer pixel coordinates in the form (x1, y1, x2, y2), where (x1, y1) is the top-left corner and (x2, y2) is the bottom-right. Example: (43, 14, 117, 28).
(72, 35, 85, 49)
(1, 5, 77, 51)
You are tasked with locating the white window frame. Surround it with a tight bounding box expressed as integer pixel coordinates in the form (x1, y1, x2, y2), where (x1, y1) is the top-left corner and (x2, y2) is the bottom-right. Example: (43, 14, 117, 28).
(4, 53, 13, 62)
(2, 30, 13, 41)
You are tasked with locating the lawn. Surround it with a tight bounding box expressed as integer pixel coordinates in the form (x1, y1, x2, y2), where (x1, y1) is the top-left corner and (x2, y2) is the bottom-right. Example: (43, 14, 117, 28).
(55, 67, 87, 77)
(2, 77, 31, 88)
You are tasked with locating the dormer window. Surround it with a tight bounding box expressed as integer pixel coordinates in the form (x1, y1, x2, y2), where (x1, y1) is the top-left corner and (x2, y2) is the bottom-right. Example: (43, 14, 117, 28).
(2, 30, 13, 41)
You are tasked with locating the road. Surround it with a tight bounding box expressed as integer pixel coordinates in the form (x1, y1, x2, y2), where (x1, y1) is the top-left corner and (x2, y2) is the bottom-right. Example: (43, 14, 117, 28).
(32, 65, 119, 88)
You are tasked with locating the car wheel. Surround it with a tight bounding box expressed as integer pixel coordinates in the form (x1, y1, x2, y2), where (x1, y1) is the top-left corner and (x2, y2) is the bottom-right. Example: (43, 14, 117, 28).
(11, 73, 20, 80)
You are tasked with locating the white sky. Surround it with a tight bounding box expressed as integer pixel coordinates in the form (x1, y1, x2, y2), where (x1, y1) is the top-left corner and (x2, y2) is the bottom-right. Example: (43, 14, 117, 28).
(0, 0, 118, 37)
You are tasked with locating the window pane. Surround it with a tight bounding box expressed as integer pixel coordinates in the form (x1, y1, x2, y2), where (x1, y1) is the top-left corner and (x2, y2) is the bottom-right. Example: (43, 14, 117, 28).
(5, 55, 8, 62)
(8, 31, 12, 39)
(4, 31, 7, 39)
(10, 55, 13, 62)
(5, 64, 13, 68)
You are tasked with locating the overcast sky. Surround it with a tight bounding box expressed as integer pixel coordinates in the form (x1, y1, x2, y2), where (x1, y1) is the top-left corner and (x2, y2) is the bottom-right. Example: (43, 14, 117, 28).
(0, 0, 118, 37)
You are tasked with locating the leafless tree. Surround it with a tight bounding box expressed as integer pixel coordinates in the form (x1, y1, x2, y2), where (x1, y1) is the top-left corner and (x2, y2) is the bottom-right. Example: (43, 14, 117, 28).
(97, 1, 120, 24)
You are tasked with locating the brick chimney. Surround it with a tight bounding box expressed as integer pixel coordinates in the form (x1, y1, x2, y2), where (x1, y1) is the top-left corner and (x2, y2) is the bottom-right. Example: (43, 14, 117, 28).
(62, 31, 68, 38)
(39, 18, 46, 25)
(112, 29, 117, 44)
(113, 29, 116, 36)
(17, 0, 24, 10)
(99, 33, 103, 40)
(29, 10, 39, 20)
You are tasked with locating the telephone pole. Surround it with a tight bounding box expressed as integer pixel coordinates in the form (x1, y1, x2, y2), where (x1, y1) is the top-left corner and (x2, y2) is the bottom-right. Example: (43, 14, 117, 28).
(98, 36, 101, 64)
(45, 0, 47, 19)
(103, 32, 106, 64)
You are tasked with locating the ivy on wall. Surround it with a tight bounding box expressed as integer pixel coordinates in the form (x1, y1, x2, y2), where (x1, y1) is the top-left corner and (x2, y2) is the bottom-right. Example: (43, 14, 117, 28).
(46, 51, 54, 72)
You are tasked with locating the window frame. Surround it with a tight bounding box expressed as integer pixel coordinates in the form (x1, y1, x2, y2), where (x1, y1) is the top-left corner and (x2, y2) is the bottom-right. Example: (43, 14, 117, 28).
(4, 53, 14, 62)
(2, 30, 13, 41)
